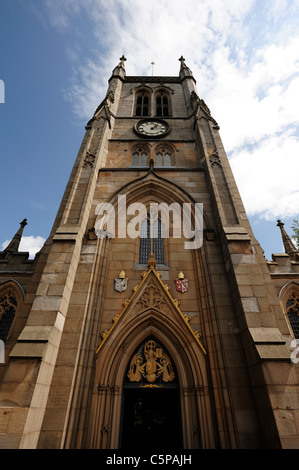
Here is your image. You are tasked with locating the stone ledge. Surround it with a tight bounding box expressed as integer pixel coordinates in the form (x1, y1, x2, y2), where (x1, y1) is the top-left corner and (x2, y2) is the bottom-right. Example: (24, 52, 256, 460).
(9, 342, 46, 358)
(18, 326, 53, 342)
(249, 327, 286, 344)
(249, 327, 290, 361)
(255, 344, 290, 361)
(53, 234, 77, 242)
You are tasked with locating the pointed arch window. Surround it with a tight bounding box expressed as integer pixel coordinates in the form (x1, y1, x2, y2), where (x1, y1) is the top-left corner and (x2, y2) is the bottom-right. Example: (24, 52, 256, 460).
(139, 213, 164, 264)
(286, 293, 299, 339)
(155, 145, 175, 167)
(131, 145, 149, 167)
(156, 90, 170, 117)
(0, 289, 17, 342)
(135, 89, 150, 116)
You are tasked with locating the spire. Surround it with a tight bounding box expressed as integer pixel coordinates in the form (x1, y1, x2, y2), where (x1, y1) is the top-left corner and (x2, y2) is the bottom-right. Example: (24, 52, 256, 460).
(179, 55, 193, 77)
(2, 219, 27, 255)
(110, 55, 127, 81)
(277, 219, 299, 261)
(178, 55, 196, 85)
(112, 55, 127, 78)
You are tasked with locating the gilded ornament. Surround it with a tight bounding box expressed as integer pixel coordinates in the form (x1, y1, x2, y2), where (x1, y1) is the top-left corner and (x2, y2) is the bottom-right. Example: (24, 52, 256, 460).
(127, 340, 175, 384)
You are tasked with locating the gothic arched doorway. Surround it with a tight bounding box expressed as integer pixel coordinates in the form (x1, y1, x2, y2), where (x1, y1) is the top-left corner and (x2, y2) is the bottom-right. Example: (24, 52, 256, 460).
(120, 337, 182, 450)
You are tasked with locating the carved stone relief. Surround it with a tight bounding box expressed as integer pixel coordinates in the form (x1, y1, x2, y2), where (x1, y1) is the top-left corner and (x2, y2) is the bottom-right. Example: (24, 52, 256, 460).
(127, 339, 175, 384)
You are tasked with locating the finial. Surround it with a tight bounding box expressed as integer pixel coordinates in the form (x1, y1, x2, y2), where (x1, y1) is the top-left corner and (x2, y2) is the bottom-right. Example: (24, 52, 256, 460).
(118, 270, 126, 279)
(151, 61, 155, 76)
(20, 218, 28, 228)
(2, 218, 28, 255)
(276, 219, 284, 228)
(276, 219, 299, 261)
(179, 55, 186, 68)
(148, 253, 157, 269)
(178, 55, 194, 79)
(118, 55, 127, 69)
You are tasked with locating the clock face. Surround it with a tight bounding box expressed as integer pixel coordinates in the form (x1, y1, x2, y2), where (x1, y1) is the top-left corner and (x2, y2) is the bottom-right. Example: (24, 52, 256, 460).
(134, 119, 169, 138)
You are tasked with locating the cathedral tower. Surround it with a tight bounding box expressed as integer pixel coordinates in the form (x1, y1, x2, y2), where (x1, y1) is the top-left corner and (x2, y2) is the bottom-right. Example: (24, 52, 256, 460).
(0, 56, 299, 450)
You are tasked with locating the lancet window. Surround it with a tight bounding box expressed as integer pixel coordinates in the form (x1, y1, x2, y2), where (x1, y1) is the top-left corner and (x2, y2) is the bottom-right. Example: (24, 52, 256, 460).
(155, 90, 170, 117)
(135, 89, 150, 116)
(131, 145, 149, 166)
(139, 212, 164, 264)
(155, 145, 174, 167)
(286, 293, 299, 339)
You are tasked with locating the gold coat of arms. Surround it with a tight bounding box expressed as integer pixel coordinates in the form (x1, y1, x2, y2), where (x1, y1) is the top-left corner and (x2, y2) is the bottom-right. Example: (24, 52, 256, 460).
(127, 340, 175, 384)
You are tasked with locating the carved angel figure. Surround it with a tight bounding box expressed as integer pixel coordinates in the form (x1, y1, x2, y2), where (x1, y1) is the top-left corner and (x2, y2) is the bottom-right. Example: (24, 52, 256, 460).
(127, 353, 144, 382)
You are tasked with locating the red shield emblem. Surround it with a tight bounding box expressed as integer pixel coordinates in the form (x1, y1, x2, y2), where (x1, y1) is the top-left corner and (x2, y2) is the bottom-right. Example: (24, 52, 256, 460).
(175, 279, 188, 293)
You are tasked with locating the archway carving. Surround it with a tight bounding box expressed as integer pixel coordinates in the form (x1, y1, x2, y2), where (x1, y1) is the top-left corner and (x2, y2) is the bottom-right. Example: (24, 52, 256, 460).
(86, 262, 215, 449)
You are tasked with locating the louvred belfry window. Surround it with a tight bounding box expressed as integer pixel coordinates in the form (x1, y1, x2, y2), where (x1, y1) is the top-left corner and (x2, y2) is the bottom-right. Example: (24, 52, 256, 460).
(156, 90, 170, 117)
(136, 90, 150, 116)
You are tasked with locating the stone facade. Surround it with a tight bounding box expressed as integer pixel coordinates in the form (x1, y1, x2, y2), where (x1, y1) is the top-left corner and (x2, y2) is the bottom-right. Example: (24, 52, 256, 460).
(1, 57, 299, 449)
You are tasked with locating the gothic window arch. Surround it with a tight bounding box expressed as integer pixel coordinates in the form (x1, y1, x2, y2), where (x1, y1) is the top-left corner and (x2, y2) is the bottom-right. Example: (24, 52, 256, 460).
(286, 292, 299, 339)
(0, 281, 24, 342)
(280, 282, 299, 339)
(154, 144, 175, 167)
(130, 144, 150, 167)
(155, 89, 171, 117)
(139, 212, 164, 264)
(135, 89, 150, 116)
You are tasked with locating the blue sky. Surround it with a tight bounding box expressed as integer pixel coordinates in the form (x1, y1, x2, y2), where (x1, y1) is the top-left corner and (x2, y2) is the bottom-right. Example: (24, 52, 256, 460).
(1, 0, 299, 259)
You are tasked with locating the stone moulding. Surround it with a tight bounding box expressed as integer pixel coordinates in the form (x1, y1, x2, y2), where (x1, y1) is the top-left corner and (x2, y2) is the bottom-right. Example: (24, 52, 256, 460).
(96, 254, 206, 355)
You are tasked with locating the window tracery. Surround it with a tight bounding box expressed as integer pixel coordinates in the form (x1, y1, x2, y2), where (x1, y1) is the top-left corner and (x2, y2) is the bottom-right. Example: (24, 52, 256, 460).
(155, 90, 170, 117)
(0, 289, 17, 342)
(286, 293, 299, 339)
(135, 89, 150, 116)
(139, 212, 164, 264)
(131, 145, 149, 166)
(155, 145, 175, 167)
(279, 283, 299, 339)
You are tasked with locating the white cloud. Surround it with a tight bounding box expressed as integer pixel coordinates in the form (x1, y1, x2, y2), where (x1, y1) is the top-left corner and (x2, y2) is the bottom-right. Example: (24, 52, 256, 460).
(2, 236, 46, 259)
(230, 131, 299, 219)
